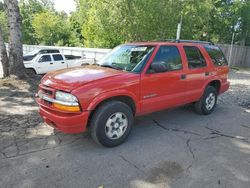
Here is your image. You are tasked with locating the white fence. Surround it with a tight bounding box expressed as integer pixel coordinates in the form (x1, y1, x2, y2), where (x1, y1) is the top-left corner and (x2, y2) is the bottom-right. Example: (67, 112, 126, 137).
(23, 44, 111, 61)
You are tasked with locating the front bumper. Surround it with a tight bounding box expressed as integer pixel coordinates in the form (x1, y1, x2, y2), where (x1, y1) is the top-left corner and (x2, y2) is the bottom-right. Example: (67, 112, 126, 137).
(38, 101, 89, 134)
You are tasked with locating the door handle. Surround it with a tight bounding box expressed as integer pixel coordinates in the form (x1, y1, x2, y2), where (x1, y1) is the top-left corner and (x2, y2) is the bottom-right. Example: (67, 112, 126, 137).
(50, 62, 53, 64)
(180, 74, 186, 80)
(61, 62, 65, 64)
(205, 72, 210, 76)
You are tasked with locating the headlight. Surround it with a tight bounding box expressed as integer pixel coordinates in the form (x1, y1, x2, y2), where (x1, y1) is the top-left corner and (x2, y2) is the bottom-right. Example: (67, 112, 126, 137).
(55, 91, 78, 103)
(54, 91, 81, 112)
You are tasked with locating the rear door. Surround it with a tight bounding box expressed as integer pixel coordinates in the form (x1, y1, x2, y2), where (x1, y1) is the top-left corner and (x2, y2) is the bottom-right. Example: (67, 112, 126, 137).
(140, 45, 187, 114)
(183, 46, 209, 102)
(52, 54, 67, 70)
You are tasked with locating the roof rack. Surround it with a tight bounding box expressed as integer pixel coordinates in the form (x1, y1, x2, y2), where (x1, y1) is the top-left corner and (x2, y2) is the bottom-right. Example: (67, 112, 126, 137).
(152, 39, 213, 45)
(176, 39, 213, 45)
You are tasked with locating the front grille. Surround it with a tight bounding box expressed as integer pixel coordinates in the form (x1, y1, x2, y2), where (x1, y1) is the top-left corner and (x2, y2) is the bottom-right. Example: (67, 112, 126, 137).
(42, 89, 53, 96)
(40, 85, 55, 97)
(38, 85, 56, 107)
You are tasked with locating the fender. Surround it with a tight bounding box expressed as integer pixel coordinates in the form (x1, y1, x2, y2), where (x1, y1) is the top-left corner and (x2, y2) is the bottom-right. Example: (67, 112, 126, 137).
(87, 89, 140, 113)
(201, 77, 222, 95)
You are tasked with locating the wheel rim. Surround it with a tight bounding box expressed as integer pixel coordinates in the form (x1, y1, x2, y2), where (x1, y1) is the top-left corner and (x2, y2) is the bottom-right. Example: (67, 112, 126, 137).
(205, 93, 216, 110)
(105, 112, 128, 140)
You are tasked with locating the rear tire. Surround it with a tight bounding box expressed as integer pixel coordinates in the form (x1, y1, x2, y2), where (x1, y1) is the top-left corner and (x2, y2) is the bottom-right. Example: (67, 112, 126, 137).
(90, 101, 134, 147)
(26, 68, 37, 75)
(195, 86, 217, 115)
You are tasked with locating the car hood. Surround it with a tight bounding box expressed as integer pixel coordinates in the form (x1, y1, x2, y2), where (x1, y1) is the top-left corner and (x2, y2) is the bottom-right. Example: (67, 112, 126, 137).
(41, 66, 126, 92)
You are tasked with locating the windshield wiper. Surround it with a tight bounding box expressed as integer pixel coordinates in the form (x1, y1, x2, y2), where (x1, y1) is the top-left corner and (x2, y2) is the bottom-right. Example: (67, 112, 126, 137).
(100, 63, 123, 70)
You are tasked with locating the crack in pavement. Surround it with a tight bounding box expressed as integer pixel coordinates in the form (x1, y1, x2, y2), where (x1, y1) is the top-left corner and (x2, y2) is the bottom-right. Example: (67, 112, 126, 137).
(0, 135, 88, 160)
(205, 127, 250, 143)
(153, 119, 202, 136)
(153, 119, 199, 171)
(186, 139, 196, 160)
(118, 155, 144, 173)
(240, 124, 250, 130)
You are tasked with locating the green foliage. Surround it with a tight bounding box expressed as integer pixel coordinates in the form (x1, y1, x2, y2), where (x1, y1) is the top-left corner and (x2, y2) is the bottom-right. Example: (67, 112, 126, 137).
(32, 11, 71, 46)
(19, 0, 55, 44)
(3, 0, 250, 47)
(0, 11, 8, 41)
(240, 0, 250, 45)
(76, 0, 250, 48)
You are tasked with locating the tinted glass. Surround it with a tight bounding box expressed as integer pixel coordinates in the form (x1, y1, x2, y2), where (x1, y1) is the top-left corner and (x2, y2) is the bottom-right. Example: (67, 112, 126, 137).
(205, 46, 228, 66)
(151, 46, 182, 71)
(53, 54, 63, 61)
(184, 46, 206, 69)
(40, 49, 60, 54)
(39, 55, 51, 62)
(49, 50, 60, 53)
(98, 45, 155, 73)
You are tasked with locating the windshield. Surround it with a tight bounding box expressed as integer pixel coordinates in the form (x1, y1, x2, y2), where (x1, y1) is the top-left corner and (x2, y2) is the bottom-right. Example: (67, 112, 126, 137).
(25, 49, 40, 56)
(97, 45, 155, 73)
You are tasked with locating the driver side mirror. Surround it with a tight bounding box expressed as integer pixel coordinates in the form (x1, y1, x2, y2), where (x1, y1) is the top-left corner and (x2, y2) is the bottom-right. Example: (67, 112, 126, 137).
(149, 61, 168, 73)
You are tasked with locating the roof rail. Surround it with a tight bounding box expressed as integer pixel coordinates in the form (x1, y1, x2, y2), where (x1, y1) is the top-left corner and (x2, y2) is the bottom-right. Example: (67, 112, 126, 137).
(151, 39, 213, 45)
(176, 39, 213, 45)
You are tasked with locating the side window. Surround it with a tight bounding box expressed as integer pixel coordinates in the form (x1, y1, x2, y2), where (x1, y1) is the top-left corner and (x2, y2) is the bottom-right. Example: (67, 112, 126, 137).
(38, 55, 51, 63)
(53, 54, 63, 61)
(204, 46, 228, 66)
(151, 46, 182, 72)
(40, 50, 48, 54)
(184, 46, 206, 69)
(49, 50, 60, 53)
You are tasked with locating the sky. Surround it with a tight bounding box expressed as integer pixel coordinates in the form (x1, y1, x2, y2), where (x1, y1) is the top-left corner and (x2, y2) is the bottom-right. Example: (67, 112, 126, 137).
(54, 0, 76, 14)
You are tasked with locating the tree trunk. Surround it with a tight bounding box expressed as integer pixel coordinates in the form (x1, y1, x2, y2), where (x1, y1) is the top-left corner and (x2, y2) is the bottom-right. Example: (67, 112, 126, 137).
(4, 0, 26, 78)
(0, 26, 9, 77)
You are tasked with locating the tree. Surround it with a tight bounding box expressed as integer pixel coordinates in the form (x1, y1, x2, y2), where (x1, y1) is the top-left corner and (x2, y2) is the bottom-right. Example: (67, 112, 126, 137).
(19, 0, 55, 45)
(0, 26, 9, 77)
(4, 0, 26, 77)
(32, 11, 71, 46)
(239, 0, 250, 46)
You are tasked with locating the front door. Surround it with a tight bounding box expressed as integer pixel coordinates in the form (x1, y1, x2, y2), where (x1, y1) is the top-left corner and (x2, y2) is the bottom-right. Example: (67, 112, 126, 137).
(140, 45, 187, 114)
(35, 54, 54, 74)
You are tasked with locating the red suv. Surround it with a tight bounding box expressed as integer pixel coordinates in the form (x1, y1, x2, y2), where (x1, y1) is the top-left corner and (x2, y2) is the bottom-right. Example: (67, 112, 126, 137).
(36, 40, 230, 147)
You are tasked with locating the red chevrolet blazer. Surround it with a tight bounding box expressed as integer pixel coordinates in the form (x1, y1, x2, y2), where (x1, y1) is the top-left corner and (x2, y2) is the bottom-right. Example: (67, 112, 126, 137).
(36, 40, 230, 147)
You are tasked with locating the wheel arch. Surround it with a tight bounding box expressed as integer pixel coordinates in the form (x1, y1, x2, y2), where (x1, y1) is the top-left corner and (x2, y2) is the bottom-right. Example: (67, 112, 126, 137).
(87, 91, 138, 115)
(87, 93, 137, 127)
(207, 80, 221, 93)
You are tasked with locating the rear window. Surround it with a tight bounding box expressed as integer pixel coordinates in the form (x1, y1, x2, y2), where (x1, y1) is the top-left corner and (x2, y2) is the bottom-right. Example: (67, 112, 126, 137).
(40, 49, 60, 54)
(184, 46, 206, 69)
(53, 54, 63, 61)
(205, 46, 228, 66)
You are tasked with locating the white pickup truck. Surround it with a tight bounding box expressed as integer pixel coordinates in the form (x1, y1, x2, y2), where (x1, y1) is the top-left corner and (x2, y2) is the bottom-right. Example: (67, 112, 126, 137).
(24, 53, 93, 74)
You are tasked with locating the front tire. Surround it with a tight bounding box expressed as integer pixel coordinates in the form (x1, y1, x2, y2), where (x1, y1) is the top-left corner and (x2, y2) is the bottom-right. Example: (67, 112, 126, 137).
(195, 86, 217, 115)
(90, 101, 134, 147)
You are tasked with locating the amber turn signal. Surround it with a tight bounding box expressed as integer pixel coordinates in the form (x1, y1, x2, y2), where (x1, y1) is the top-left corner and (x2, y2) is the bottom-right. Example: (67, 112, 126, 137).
(53, 103, 81, 112)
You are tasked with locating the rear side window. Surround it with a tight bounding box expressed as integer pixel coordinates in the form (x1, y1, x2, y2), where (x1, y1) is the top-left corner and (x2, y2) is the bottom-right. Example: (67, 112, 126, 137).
(53, 54, 63, 61)
(152, 46, 182, 71)
(205, 46, 228, 66)
(49, 50, 60, 53)
(39, 55, 51, 63)
(184, 46, 206, 69)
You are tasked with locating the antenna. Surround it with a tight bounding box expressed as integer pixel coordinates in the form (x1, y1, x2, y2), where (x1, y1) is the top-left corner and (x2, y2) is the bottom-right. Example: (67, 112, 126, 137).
(176, 14, 183, 40)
